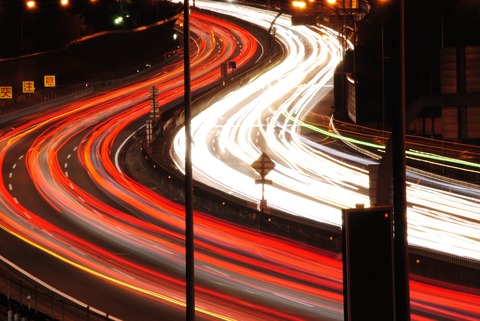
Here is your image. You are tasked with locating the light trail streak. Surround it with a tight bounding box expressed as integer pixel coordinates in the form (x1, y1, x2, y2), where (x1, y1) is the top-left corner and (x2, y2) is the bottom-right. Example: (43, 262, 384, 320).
(172, 0, 480, 262)
(3, 11, 312, 321)
(0, 9, 349, 321)
(0, 2, 478, 321)
(169, 1, 480, 319)
(173, 1, 365, 226)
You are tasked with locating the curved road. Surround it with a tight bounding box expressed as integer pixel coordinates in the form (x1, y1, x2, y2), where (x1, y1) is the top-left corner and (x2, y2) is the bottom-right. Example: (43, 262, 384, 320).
(173, 1, 480, 263)
(0, 2, 478, 321)
(170, 1, 480, 320)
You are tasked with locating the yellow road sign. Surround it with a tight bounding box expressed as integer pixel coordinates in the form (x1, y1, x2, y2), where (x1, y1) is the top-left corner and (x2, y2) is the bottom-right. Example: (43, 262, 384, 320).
(251, 152, 275, 178)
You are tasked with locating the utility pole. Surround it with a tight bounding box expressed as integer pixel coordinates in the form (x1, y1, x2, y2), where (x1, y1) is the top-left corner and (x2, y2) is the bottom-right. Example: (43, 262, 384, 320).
(391, 0, 411, 320)
(373, 1, 411, 319)
(183, 0, 195, 320)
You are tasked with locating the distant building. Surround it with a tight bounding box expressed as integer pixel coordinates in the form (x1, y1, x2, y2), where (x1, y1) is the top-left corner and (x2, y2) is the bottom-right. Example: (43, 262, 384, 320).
(409, 46, 480, 144)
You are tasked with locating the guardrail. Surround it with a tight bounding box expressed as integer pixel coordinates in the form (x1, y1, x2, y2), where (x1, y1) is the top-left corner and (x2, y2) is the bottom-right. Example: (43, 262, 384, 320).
(0, 14, 180, 125)
(0, 256, 117, 321)
(0, 16, 182, 321)
(135, 18, 479, 292)
(141, 120, 480, 290)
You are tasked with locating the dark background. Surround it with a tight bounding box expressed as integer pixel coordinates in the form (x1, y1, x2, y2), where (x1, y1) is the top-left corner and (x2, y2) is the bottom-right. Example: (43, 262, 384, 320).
(0, 0, 182, 58)
(353, 0, 480, 126)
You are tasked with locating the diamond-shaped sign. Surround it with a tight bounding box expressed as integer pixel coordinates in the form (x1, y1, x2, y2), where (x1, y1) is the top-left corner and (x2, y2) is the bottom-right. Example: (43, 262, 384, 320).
(251, 152, 275, 178)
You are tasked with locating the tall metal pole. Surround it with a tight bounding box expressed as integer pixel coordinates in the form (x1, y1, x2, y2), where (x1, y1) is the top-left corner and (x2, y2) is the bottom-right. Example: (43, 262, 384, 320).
(381, 3, 385, 134)
(391, 0, 410, 320)
(183, 0, 195, 320)
(423, 0, 444, 50)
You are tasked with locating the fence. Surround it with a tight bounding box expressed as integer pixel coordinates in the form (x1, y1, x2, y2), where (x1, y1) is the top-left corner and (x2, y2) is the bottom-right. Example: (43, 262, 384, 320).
(0, 257, 117, 321)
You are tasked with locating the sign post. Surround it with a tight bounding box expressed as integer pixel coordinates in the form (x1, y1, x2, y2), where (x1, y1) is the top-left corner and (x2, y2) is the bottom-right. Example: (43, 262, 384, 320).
(251, 152, 275, 213)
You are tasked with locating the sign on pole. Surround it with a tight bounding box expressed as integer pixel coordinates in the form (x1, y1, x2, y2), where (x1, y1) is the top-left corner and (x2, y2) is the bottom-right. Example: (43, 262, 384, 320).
(44, 75, 56, 87)
(251, 152, 275, 212)
(22, 81, 35, 93)
(251, 152, 275, 178)
(0, 86, 13, 99)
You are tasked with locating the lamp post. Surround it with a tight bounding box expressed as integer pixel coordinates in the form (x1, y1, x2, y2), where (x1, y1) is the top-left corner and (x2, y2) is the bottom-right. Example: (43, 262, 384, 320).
(183, 1, 195, 321)
(422, 0, 444, 50)
(391, 1, 410, 319)
(20, 0, 72, 53)
(326, 0, 357, 73)
(20, 1, 36, 48)
(380, 0, 389, 134)
(377, 0, 411, 319)
(326, 0, 357, 121)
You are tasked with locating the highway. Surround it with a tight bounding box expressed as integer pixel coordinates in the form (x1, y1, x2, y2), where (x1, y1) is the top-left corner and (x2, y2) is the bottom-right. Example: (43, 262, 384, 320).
(169, 0, 480, 319)
(172, 1, 480, 262)
(0, 1, 478, 321)
(2, 10, 305, 320)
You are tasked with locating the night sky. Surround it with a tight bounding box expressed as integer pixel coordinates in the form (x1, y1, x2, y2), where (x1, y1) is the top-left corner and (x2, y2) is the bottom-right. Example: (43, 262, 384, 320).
(0, 0, 181, 58)
(349, 0, 480, 124)
(1, 0, 478, 58)
(408, 0, 480, 47)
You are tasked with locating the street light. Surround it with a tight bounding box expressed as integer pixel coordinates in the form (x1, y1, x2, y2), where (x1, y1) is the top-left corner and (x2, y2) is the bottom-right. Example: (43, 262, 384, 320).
(21, 1, 36, 48)
(380, 0, 389, 134)
(375, 1, 411, 320)
(292, 1, 307, 9)
(20, 0, 74, 54)
(326, 0, 358, 121)
(326, 0, 357, 53)
(290, 0, 317, 26)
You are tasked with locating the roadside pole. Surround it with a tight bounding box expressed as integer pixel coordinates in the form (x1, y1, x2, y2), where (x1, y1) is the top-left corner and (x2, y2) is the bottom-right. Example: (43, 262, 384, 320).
(392, 1, 411, 320)
(183, 0, 195, 320)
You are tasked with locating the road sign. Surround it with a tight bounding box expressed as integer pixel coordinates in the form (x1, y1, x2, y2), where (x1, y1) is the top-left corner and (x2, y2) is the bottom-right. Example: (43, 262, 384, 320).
(342, 206, 395, 321)
(0, 86, 13, 99)
(44, 75, 56, 87)
(251, 152, 275, 178)
(22, 81, 35, 93)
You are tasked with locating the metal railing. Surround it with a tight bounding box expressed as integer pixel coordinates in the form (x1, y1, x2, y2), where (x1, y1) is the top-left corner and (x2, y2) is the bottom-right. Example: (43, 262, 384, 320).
(0, 257, 115, 321)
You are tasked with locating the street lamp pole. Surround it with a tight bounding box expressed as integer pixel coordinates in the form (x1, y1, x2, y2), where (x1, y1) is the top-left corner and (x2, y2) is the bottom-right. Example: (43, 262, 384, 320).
(327, 0, 357, 120)
(375, 0, 411, 319)
(380, 0, 388, 134)
(20, 1, 36, 48)
(423, 0, 444, 49)
(391, 0, 411, 319)
(183, 1, 195, 321)
(331, 1, 409, 319)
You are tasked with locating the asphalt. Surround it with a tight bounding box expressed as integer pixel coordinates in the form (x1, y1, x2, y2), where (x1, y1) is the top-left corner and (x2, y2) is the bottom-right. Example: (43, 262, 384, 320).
(121, 86, 336, 205)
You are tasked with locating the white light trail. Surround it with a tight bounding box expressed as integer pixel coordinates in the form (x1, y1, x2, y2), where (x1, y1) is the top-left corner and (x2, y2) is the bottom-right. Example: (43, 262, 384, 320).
(173, 1, 480, 261)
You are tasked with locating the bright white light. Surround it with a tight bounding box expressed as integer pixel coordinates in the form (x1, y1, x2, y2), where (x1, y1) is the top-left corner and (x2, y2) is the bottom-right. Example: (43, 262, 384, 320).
(172, 0, 480, 261)
(114, 16, 124, 25)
